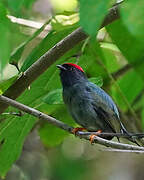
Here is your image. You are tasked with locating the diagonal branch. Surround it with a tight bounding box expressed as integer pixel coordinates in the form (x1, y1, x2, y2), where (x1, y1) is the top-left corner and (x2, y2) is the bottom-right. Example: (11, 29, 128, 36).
(1, 95, 144, 151)
(0, 3, 120, 114)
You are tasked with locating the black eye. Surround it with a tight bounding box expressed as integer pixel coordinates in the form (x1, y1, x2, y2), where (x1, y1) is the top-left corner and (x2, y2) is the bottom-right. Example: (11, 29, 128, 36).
(70, 67, 74, 71)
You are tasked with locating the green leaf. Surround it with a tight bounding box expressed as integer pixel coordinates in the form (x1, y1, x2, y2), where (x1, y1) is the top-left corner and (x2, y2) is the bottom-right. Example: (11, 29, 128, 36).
(9, 19, 51, 66)
(20, 25, 78, 72)
(7, 0, 35, 14)
(100, 42, 120, 73)
(0, 75, 18, 94)
(23, 0, 35, 8)
(56, 11, 77, 16)
(100, 42, 120, 53)
(88, 76, 103, 87)
(79, 0, 111, 36)
(106, 19, 144, 81)
(43, 88, 63, 105)
(111, 70, 143, 111)
(0, 114, 36, 177)
(51, 14, 79, 31)
(0, 3, 11, 75)
(9, 43, 25, 66)
(6, 0, 35, 15)
(79, 43, 107, 78)
(8, 0, 24, 13)
(120, 0, 144, 39)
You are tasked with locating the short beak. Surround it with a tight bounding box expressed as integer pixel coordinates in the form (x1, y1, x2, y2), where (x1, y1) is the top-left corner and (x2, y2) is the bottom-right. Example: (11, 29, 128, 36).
(56, 65, 67, 71)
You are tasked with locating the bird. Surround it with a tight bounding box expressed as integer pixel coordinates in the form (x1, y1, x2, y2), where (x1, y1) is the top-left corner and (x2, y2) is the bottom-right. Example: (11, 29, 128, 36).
(57, 63, 139, 145)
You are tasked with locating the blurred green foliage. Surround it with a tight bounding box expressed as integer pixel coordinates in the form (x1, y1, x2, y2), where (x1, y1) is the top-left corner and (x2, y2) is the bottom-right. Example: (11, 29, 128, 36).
(0, 0, 144, 178)
(2, 0, 35, 16)
(0, 3, 11, 74)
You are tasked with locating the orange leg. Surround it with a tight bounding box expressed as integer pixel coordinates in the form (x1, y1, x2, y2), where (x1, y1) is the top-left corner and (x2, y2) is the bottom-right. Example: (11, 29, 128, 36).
(72, 127, 86, 135)
(89, 130, 102, 144)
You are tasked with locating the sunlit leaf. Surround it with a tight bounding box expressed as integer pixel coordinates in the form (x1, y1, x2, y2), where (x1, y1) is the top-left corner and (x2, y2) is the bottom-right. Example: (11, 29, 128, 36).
(100, 42, 120, 53)
(51, 14, 79, 31)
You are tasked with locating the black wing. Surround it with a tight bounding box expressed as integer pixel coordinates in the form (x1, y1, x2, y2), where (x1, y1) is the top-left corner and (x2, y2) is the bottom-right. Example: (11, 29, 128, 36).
(86, 82, 121, 133)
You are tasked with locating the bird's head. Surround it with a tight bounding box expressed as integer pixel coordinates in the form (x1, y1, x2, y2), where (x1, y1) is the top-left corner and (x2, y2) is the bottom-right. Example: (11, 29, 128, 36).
(57, 63, 87, 87)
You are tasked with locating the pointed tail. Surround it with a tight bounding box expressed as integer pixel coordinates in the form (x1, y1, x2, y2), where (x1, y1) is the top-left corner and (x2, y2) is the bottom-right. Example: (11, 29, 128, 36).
(119, 121, 140, 146)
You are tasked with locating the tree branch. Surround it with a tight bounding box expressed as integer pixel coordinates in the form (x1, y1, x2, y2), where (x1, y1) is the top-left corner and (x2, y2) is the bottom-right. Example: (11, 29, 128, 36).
(0, 3, 121, 114)
(1, 95, 144, 152)
(101, 148, 144, 154)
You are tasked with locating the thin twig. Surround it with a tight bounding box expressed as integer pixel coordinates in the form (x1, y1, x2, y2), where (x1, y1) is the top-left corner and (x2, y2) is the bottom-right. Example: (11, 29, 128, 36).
(0, 95, 144, 151)
(77, 131, 144, 138)
(101, 148, 144, 154)
(0, 3, 121, 114)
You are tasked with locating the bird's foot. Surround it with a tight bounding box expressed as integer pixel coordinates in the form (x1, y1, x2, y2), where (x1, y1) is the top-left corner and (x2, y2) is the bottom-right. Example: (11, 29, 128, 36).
(89, 130, 102, 144)
(72, 127, 86, 135)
